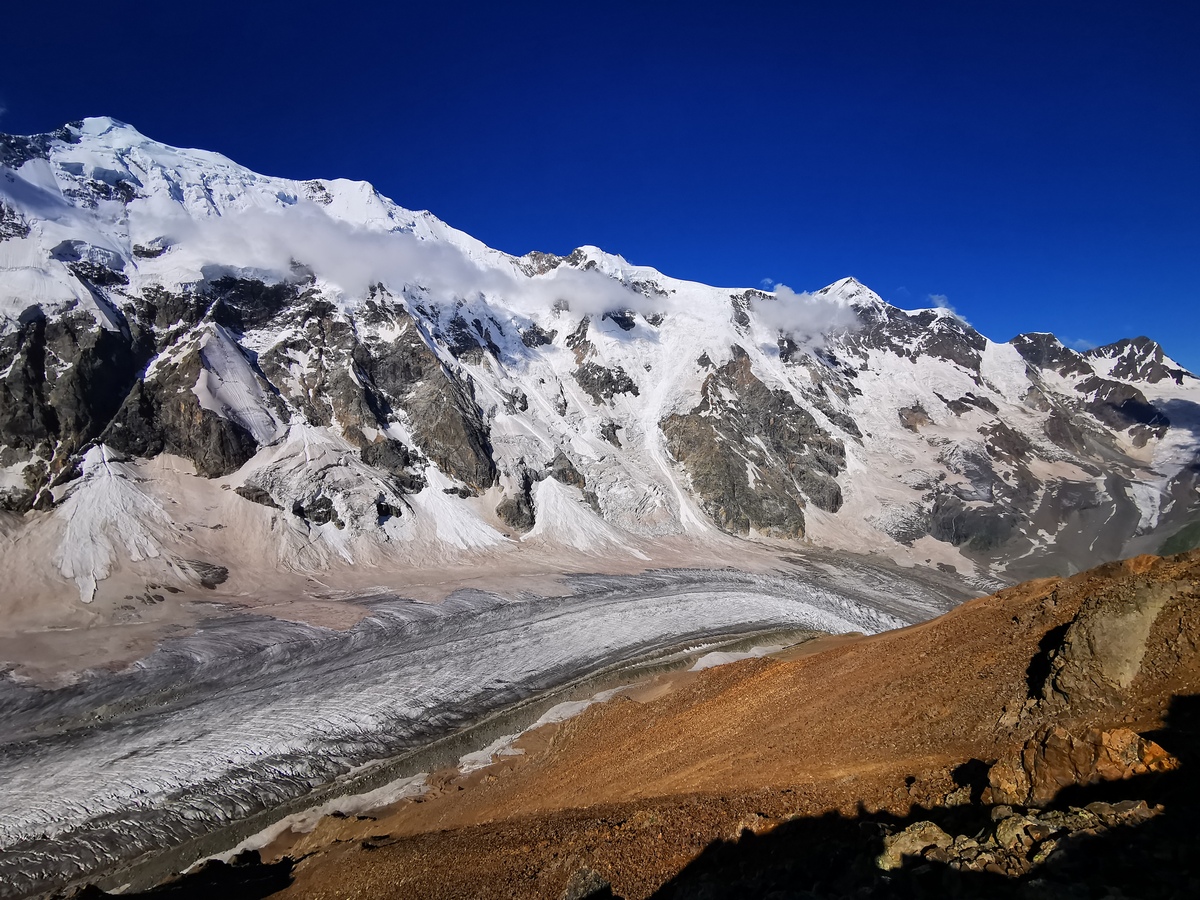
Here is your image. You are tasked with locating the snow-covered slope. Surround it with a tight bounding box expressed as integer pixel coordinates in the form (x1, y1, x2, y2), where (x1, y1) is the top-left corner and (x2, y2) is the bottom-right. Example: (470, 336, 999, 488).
(2, 118, 1198, 609)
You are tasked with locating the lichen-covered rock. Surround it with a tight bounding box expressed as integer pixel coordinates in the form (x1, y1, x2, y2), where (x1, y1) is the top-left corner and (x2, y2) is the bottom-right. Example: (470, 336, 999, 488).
(876, 821, 953, 870)
(559, 867, 613, 900)
(1042, 578, 1185, 711)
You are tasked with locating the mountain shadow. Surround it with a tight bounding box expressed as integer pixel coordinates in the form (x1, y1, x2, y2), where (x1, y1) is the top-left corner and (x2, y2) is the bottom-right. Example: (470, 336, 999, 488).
(54, 851, 293, 900)
(647, 693, 1200, 900)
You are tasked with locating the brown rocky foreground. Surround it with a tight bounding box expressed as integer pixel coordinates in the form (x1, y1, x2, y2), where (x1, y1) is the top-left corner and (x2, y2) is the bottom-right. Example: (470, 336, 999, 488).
(83, 550, 1200, 899)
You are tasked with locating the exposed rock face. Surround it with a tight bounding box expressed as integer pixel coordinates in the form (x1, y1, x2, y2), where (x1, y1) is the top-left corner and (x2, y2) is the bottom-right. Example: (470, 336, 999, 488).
(352, 302, 497, 491)
(1076, 375, 1169, 432)
(496, 468, 536, 531)
(360, 439, 427, 493)
(661, 346, 844, 537)
(0, 201, 30, 240)
(1012, 332, 1094, 378)
(103, 340, 263, 478)
(849, 301, 986, 373)
(5, 271, 497, 496)
(1089, 335, 1191, 385)
(573, 362, 640, 406)
(898, 404, 931, 432)
(928, 492, 1018, 552)
(548, 449, 587, 488)
(234, 485, 280, 508)
(987, 725, 1177, 806)
(1039, 578, 1185, 713)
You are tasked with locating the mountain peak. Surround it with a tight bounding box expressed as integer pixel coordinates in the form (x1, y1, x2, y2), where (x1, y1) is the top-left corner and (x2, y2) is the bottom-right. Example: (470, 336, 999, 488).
(78, 116, 136, 134)
(817, 276, 886, 310)
(1087, 336, 1192, 384)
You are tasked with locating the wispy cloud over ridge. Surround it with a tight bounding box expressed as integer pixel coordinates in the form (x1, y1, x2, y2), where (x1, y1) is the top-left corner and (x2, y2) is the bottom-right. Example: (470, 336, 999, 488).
(929, 293, 970, 326)
(754, 283, 861, 349)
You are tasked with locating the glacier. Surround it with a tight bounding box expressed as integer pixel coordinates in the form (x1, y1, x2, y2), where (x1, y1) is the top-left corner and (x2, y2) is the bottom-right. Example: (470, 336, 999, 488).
(0, 564, 965, 897)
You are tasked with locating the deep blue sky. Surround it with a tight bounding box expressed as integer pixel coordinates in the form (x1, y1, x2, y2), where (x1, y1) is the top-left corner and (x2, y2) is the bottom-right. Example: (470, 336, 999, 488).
(3, 1, 1198, 370)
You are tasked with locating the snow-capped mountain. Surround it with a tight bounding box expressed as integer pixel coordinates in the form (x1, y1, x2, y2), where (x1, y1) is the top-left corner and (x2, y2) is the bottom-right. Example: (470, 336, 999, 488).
(2, 117, 1198, 610)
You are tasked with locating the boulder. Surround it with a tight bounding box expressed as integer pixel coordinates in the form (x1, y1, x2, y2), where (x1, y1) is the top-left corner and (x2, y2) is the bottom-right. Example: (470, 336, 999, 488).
(987, 726, 1177, 806)
(876, 821, 953, 871)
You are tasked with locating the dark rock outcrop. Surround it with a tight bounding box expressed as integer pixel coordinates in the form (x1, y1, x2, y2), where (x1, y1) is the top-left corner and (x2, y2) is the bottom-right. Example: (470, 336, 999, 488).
(0, 201, 31, 240)
(520, 322, 556, 348)
(360, 439, 426, 493)
(208, 277, 300, 333)
(235, 485, 280, 508)
(1012, 332, 1093, 378)
(928, 492, 1018, 552)
(352, 306, 497, 490)
(1088, 336, 1192, 385)
(849, 302, 986, 374)
(103, 350, 260, 478)
(661, 346, 845, 537)
(573, 362, 639, 405)
(548, 450, 586, 489)
(1076, 375, 1169, 433)
(496, 469, 537, 532)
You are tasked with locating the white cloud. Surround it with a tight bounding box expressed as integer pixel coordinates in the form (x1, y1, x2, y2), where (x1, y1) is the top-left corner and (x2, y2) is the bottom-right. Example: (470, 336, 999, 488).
(135, 201, 648, 320)
(753, 283, 861, 350)
(929, 293, 970, 326)
(34, 179, 865, 351)
(132, 202, 868, 356)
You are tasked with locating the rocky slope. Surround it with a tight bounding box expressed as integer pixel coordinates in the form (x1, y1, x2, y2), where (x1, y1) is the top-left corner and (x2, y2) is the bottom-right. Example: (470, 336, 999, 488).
(132, 548, 1195, 900)
(1, 118, 1199, 619)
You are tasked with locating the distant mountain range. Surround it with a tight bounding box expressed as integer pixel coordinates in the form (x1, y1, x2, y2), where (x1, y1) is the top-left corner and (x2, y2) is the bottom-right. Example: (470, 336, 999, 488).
(2, 117, 1198, 611)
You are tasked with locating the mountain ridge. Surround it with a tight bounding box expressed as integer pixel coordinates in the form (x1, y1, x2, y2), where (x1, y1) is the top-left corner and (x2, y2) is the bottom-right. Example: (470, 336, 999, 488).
(2, 117, 1198, 619)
